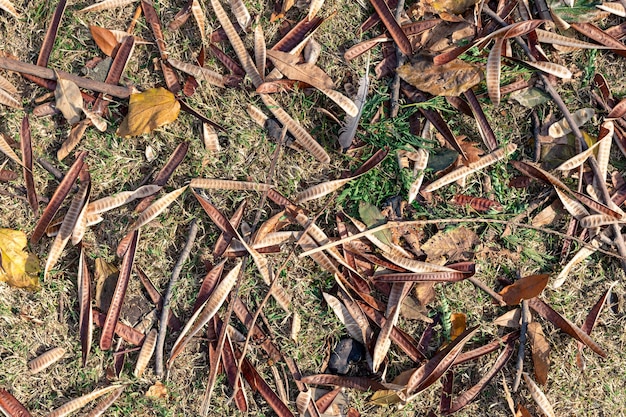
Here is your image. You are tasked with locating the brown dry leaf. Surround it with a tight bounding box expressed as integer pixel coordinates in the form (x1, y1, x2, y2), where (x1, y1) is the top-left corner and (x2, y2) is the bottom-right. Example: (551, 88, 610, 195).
(493, 308, 522, 327)
(458, 138, 484, 165)
(397, 59, 482, 97)
(421, 226, 478, 263)
(54, 72, 83, 124)
(145, 381, 168, 399)
(0, 228, 40, 290)
(94, 258, 119, 312)
(266, 49, 334, 89)
(117, 87, 181, 137)
(528, 321, 550, 385)
(89, 25, 119, 56)
(499, 274, 550, 306)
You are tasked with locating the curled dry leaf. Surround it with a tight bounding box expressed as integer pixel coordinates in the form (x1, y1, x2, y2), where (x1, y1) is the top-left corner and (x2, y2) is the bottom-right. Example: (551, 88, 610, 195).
(145, 381, 168, 399)
(0, 228, 40, 290)
(117, 88, 181, 137)
(89, 26, 119, 56)
(54, 72, 83, 124)
(397, 59, 482, 97)
(499, 274, 549, 306)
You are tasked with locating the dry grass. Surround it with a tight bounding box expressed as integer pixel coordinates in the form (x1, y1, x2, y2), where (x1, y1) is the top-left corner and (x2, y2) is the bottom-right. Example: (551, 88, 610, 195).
(0, 0, 625, 416)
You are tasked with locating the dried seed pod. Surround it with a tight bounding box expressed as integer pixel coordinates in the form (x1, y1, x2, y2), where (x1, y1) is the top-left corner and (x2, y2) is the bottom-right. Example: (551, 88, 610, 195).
(134, 329, 157, 377)
(28, 347, 66, 374)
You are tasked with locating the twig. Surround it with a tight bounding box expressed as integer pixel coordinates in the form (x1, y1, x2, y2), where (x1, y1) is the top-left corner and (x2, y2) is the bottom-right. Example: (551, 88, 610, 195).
(155, 219, 199, 377)
(513, 299, 530, 391)
(389, 0, 406, 118)
(468, 276, 506, 306)
(0, 57, 133, 98)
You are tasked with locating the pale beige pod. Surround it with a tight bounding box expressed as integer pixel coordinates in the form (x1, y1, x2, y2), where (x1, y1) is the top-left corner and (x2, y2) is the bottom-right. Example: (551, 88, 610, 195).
(134, 329, 158, 377)
(29, 347, 66, 374)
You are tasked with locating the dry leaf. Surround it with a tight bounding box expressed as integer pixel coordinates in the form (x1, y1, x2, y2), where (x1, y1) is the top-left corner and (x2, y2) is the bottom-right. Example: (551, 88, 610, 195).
(397, 59, 482, 97)
(94, 258, 119, 312)
(528, 321, 550, 385)
(0, 228, 40, 290)
(117, 87, 181, 137)
(54, 72, 83, 124)
(89, 26, 119, 56)
(421, 226, 478, 263)
(145, 381, 168, 399)
(450, 312, 466, 341)
(499, 274, 550, 306)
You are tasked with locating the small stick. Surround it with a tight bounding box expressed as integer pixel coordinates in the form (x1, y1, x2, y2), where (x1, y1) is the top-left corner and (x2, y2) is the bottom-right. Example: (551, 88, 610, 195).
(155, 219, 199, 377)
(0, 57, 133, 98)
(513, 299, 530, 391)
(37, 158, 79, 192)
(389, 0, 406, 118)
(36, 158, 64, 181)
(468, 276, 506, 306)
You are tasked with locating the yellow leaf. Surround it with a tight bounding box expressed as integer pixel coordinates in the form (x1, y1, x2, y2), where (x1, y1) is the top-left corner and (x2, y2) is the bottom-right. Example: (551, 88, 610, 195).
(117, 87, 181, 137)
(145, 381, 168, 399)
(0, 228, 40, 290)
(369, 389, 403, 406)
